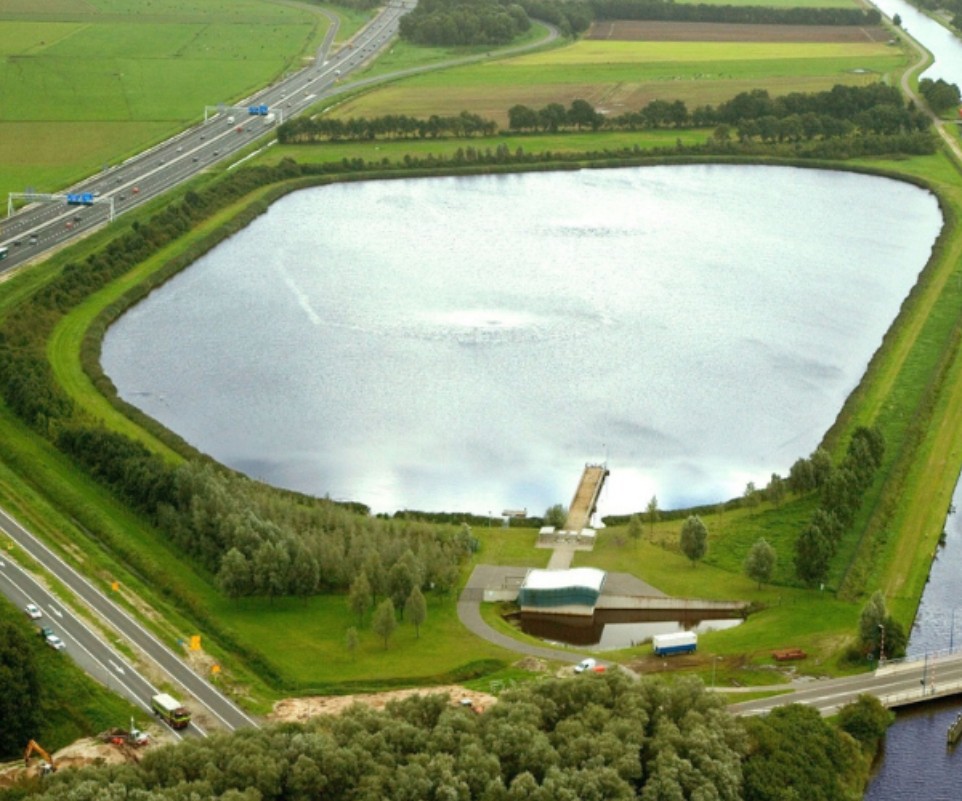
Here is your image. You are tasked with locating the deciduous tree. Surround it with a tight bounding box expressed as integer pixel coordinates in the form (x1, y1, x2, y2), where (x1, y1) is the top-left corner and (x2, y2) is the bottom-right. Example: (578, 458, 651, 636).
(348, 571, 372, 625)
(372, 598, 397, 649)
(744, 538, 776, 588)
(679, 515, 708, 566)
(404, 586, 427, 638)
(646, 495, 659, 536)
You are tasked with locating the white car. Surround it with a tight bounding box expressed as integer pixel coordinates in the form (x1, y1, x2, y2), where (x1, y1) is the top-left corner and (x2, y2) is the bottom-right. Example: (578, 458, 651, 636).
(574, 658, 597, 674)
(24, 603, 42, 620)
(45, 634, 66, 651)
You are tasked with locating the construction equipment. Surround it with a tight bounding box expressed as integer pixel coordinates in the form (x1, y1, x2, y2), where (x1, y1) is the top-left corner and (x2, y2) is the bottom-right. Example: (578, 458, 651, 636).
(23, 740, 56, 775)
(101, 727, 149, 747)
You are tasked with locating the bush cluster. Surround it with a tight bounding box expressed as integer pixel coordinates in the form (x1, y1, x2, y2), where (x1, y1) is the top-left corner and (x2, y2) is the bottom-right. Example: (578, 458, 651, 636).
(399, 0, 531, 46)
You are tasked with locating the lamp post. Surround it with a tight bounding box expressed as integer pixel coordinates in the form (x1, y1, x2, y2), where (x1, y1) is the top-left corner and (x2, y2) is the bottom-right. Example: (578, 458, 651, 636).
(878, 622, 886, 664)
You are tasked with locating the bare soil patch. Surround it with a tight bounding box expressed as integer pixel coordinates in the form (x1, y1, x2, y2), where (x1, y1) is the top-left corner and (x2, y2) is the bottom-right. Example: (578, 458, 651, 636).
(586, 20, 893, 43)
(268, 685, 498, 723)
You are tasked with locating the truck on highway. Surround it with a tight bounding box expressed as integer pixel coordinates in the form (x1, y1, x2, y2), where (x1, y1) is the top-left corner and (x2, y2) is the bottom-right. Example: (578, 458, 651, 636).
(652, 631, 697, 656)
(151, 693, 191, 729)
(264, 112, 276, 126)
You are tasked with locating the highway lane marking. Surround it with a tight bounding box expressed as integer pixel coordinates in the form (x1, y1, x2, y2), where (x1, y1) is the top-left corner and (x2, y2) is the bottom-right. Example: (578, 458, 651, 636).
(0, 506, 258, 731)
(0, 535, 180, 727)
(109, 659, 126, 675)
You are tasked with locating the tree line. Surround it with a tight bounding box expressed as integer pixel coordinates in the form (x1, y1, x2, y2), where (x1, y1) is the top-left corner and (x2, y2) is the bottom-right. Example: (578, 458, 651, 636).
(506, 85, 932, 143)
(792, 426, 886, 588)
(278, 111, 497, 144)
(277, 85, 934, 157)
(0, 672, 890, 800)
(394, 0, 879, 47)
(54, 427, 475, 602)
(587, 0, 881, 26)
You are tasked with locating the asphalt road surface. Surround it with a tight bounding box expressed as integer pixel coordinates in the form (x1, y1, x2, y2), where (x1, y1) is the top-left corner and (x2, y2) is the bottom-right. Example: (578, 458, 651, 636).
(730, 652, 962, 716)
(0, 505, 256, 735)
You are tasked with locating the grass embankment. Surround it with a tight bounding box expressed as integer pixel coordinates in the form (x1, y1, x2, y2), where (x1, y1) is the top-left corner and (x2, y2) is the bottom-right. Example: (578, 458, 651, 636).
(0, 595, 138, 753)
(331, 37, 906, 125)
(0, 0, 336, 200)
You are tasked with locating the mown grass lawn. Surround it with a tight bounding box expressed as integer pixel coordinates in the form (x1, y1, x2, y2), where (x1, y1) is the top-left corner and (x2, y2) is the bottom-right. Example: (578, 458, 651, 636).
(209, 592, 513, 692)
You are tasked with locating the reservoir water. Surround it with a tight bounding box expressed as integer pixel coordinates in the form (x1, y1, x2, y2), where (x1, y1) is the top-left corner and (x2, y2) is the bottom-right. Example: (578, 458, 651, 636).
(101, 165, 940, 518)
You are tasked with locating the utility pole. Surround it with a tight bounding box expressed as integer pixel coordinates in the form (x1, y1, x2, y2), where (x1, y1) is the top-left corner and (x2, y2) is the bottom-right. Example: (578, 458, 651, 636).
(878, 623, 886, 664)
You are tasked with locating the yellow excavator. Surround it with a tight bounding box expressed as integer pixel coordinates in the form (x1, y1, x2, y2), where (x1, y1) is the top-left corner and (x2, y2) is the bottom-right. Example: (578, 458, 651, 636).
(23, 740, 56, 775)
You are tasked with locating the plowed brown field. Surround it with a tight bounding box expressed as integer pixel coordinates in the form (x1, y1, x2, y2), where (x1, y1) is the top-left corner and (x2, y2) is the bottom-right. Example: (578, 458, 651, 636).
(586, 20, 893, 43)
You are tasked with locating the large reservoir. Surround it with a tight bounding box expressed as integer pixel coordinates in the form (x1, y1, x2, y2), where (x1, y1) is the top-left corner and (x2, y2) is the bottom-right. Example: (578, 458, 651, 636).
(101, 165, 941, 516)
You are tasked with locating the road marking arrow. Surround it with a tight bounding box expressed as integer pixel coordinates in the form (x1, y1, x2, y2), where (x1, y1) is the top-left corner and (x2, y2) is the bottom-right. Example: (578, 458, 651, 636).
(49, 606, 63, 618)
(108, 660, 126, 676)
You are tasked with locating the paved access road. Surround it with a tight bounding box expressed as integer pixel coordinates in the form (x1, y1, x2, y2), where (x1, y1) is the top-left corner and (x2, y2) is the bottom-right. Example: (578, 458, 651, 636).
(730, 652, 962, 717)
(0, 505, 257, 734)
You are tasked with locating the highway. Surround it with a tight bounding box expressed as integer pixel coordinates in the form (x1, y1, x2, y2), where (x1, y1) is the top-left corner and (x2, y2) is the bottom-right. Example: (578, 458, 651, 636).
(0, 0, 413, 274)
(0, 546, 196, 740)
(0, 505, 256, 735)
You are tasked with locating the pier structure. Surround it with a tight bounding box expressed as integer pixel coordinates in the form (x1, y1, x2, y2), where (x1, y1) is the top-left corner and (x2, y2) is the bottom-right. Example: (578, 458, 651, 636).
(563, 463, 609, 532)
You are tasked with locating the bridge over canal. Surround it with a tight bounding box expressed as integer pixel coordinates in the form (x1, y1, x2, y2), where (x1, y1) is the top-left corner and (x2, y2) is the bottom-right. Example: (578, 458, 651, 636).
(731, 650, 962, 717)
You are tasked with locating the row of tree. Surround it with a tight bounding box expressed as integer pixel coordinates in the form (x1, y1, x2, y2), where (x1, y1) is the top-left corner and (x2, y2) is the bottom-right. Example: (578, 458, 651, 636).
(587, 0, 881, 26)
(278, 111, 497, 144)
(506, 86, 933, 142)
(277, 85, 933, 153)
(396, 0, 881, 47)
(3, 672, 888, 801)
(794, 427, 886, 586)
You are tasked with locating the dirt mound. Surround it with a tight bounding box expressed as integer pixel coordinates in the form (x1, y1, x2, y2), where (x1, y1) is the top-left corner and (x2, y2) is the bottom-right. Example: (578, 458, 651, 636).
(268, 685, 498, 723)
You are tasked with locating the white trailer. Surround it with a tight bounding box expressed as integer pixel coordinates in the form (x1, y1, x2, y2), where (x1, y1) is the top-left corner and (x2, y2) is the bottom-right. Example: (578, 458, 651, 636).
(652, 631, 697, 656)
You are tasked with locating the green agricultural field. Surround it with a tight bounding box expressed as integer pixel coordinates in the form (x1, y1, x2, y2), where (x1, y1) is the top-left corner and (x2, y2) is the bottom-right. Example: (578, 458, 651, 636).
(0, 0, 343, 200)
(332, 38, 908, 125)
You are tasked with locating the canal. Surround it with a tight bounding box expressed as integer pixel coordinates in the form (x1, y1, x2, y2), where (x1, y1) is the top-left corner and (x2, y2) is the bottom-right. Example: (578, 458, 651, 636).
(862, 2, 962, 797)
